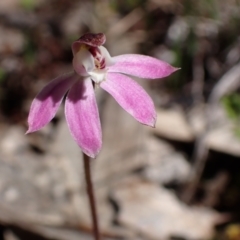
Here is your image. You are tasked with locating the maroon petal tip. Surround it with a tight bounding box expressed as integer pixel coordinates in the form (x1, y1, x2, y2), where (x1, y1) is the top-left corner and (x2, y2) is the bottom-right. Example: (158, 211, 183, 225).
(76, 33, 106, 47)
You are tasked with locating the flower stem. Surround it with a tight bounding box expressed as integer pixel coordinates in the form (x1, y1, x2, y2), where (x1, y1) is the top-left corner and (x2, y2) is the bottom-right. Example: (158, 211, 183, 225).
(83, 153, 100, 240)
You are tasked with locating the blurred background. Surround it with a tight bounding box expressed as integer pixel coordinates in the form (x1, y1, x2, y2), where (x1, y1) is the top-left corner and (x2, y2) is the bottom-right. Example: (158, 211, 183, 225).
(0, 0, 240, 239)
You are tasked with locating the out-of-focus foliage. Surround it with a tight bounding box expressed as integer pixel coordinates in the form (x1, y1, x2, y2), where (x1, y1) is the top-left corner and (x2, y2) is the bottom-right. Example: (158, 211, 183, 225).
(225, 224, 240, 240)
(222, 94, 240, 138)
(222, 94, 240, 120)
(0, 68, 7, 82)
(23, 36, 37, 66)
(110, 0, 146, 14)
(20, 0, 36, 11)
(213, 224, 240, 240)
(163, 0, 240, 96)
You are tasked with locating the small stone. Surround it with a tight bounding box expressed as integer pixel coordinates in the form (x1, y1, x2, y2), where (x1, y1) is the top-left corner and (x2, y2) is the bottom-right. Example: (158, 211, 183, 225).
(153, 108, 194, 142)
(4, 187, 19, 202)
(142, 134, 190, 184)
(0, 0, 19, 13)
(0, 126, 27, 156)
(0, 26, 25, 54)
(188, 104, 206, 136)
(144, 152, 191, 185)
(112, 177, 220, 240)
(206, 123, 240, 157)
(4, 230, 20, 240)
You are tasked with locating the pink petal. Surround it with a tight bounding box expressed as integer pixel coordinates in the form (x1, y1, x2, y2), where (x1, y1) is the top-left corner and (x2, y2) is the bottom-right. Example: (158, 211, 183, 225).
(65, 78, 102, 158)
(108, 54, 178, 79)
(101, 72, 156, 127)
(27, 72, 77, 133)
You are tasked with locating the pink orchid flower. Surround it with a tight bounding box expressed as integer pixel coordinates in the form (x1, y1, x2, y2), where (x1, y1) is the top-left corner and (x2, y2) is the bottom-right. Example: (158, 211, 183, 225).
(27, 33, 178, 158)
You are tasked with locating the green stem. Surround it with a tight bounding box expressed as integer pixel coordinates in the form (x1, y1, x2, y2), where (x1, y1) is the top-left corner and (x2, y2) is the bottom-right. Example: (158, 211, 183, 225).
(83, 153, 100, 240)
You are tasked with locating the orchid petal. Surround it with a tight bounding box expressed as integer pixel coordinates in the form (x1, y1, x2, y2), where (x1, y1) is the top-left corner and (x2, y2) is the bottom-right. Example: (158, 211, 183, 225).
(101, 73, 156, 127)
(65, 78, 102, 158)
(27, 72, 77, 133)
(108, 54, 178, 79)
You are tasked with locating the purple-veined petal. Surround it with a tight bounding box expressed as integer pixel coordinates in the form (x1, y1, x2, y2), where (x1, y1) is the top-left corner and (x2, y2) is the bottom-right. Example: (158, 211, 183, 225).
(27, 72, 77, 133)
(65, 78, 102, 158)
(101, 72, 156, 127)
(108, 54, 178, 79)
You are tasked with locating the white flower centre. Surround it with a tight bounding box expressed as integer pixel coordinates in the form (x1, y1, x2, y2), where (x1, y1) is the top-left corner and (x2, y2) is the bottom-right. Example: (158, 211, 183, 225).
(88, 68, 107, 83)
(73, 45, 114, 84)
